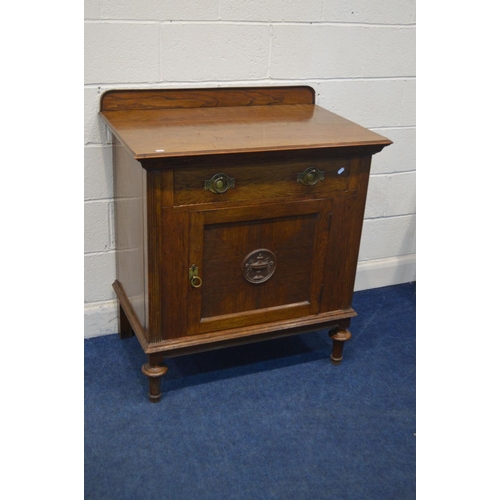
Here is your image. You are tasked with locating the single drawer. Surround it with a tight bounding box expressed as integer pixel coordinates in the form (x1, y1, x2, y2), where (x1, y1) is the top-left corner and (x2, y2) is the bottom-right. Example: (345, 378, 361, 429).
(173, 158, 352, 206)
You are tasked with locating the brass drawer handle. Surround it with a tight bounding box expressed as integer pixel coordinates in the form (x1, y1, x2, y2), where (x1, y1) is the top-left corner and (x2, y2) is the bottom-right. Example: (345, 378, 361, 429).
(297, 167, 325, 186)
(204, 173, 235, 194)
(189, 264, 202, 288)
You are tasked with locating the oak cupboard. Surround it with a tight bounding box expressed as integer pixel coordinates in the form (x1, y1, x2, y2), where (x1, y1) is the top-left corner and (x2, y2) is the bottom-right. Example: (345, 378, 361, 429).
(99, 86, 391, 402)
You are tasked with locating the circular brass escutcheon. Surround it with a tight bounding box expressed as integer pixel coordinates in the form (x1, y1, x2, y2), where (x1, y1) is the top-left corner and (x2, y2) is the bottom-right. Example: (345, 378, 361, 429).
(242, 249, 276, 284)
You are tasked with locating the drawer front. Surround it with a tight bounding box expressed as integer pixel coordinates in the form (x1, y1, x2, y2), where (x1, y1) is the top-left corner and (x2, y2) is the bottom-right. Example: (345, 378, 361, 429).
(173, 158, 352, 206)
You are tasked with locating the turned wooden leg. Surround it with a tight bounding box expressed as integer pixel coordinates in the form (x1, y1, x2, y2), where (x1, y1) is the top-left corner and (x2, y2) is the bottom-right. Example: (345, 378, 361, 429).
(118, 302, 135, 339)
(328, 325, 352, 365)
(141, 353, 168, 403)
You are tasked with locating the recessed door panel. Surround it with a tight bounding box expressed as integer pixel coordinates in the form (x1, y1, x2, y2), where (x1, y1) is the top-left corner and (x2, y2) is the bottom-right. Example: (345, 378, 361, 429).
(187, 200, 332, 335)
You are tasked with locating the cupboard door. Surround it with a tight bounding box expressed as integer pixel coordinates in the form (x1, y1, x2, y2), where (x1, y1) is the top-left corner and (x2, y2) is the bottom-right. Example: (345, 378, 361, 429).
(187, 199, 332, 335)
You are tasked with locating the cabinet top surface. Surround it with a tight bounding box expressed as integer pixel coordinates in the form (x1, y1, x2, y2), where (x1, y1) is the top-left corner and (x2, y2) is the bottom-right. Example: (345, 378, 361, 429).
(99, 88, 391, 160)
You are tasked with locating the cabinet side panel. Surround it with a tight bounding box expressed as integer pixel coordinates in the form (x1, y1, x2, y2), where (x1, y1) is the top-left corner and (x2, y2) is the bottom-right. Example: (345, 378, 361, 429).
(113, 139, 148, 337)
(142, 168, 149, 331)
(321, 156, 372, 312)
(341, 156, 372, 307)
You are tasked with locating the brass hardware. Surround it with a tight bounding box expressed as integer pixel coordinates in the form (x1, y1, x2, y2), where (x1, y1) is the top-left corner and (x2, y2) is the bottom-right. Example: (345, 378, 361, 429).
(189, 264, 202, 288)
(242, 249, 276, 284)
(297, 166, 325, 186)
(204, 173, 236, 194)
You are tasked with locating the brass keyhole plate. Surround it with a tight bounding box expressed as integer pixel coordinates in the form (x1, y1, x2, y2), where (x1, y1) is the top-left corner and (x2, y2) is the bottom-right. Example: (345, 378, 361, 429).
(242, 249, 276, 284)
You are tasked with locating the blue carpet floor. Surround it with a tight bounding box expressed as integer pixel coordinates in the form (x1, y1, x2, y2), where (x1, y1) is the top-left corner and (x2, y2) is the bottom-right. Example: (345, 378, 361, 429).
(85, 282, 416, 500)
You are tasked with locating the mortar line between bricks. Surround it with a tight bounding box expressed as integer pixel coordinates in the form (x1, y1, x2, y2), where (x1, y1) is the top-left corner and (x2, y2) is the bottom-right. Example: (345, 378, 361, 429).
(83, 299, 118, 312)
(84, 249, 116, 257)
(84, 197, 115, 204)
(371, 125, 415, 130)
(158, 23, 163, 83)
(267, 25, 273, 78)
(370, 170, 416, 178)
(85, 195, 142, 204)
(84, 76, 416, 88)
(86, 19, 415, 28)
(84, 299, 118, 308)
(369, 125, 416, 131)
(269, 76, 416, 81)
(363, 213, 416, 221)
(399, 80, 407, 125)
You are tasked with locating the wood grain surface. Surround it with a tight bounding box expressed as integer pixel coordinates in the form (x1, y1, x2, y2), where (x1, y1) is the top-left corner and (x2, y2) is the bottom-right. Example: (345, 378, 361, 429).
(100, 104, 391, 159)
(100, 86, 315, 111)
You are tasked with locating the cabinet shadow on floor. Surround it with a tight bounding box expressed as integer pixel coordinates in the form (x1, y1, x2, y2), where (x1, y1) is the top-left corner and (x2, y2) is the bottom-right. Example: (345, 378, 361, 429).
(118, 329, 332, 393)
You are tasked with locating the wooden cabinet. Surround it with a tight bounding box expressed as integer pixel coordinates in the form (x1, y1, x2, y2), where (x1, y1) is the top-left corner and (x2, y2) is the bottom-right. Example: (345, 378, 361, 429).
(99, 86, 391, 402)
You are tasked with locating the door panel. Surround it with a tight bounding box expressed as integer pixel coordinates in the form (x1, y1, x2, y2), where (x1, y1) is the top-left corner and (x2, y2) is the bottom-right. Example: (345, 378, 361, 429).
(187, 200, 332, 335)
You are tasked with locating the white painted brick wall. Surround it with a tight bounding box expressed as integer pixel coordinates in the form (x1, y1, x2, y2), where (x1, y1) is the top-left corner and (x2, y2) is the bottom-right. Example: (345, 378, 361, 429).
(220, 0, 324, 21)
(271, 25, 415, 78)
(84, 202, 111, 253)
(371, 128, 415, 175)
(84, 0, 100, 20)
(385, 172, 416, 217)
(322, 0, 416, 24)
(161, 24, 271, 81)
(84, 252, 117, 303)
(101, 0, 220, 21)
(359, 215, 416, 261)
(84, 87, 110, 144)
(317, 79, 408, 128)
(84, 0, 416, 338)
(84, 146, 113, 200)
(84, 23, 160, 84)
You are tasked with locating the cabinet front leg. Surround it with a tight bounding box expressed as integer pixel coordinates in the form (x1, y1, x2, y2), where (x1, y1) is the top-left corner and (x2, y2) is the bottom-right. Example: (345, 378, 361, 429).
(328, 325, 352, 365)
(141, 353, 168, 403)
